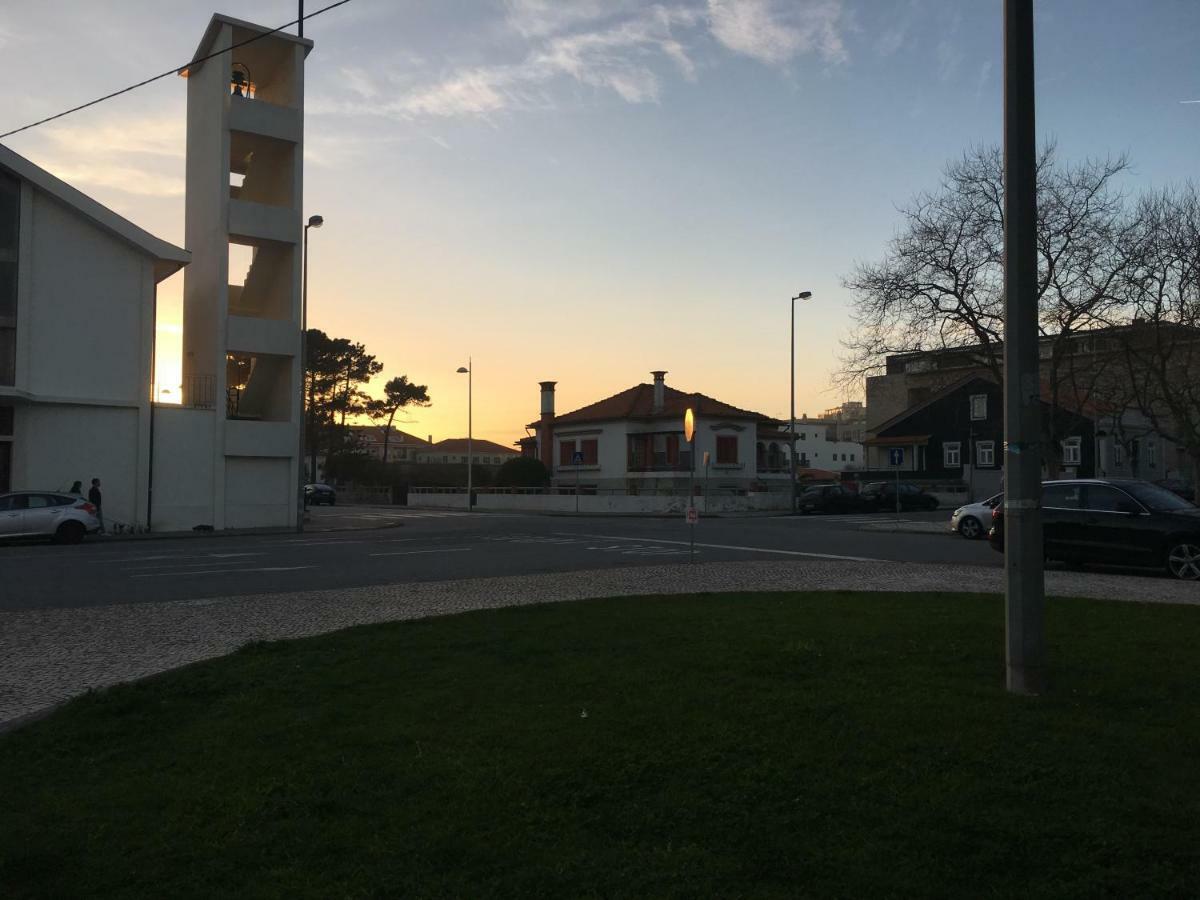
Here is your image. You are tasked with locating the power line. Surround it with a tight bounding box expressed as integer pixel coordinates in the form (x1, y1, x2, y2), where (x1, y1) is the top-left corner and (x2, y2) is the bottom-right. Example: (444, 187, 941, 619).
(0, 0, 353, 141)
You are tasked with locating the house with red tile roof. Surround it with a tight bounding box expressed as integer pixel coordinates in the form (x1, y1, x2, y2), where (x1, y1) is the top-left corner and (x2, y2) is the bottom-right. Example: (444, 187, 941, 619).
(418, 438, 520, 467)
(527, 371, 790, 494)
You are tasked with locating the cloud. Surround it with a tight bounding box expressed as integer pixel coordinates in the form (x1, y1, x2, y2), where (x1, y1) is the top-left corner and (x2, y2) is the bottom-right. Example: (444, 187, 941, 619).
(503, 0, 646, 38)
(707, 0, 847, 67)
(38, 115, 184, 159)
(39, 161, 183, 197)
(935, 9, 964, 82)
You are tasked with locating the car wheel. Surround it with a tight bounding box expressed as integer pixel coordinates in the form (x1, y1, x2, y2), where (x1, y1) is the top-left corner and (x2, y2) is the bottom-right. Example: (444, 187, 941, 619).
(1166, 540, 1200, 581)
(957, 516, 983, 540)
(55, 521, 85, 545)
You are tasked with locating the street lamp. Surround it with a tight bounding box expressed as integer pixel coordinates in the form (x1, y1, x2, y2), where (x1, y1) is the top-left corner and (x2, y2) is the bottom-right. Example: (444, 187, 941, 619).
(457, 360, 472, 510)
(297, 213, 323, 531)
(790, 290, 813, 513)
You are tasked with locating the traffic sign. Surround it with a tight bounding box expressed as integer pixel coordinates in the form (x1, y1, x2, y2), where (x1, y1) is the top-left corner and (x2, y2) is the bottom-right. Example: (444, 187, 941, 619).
(889, 448, 904, 467)
(686, 506, 699, 525)
(572, 450, 585, 465)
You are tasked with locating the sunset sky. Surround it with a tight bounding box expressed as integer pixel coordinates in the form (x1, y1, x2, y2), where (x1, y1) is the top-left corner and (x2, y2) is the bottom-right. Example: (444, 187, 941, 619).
(1, 0, 1197, 446)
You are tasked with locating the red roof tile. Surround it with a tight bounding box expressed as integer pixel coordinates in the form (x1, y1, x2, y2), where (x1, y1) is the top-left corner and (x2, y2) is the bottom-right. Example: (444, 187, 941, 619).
(429, 438, 518, 455)
(530, 384, 776, 429)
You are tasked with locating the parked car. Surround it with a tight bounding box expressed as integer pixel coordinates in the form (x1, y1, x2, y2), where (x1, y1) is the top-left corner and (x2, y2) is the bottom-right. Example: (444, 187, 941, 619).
(950, 493, 1002, 539)
(0, 491, 101, 543)
(1155, 478, 1197, 504)
(798, 484, 874, 515)
(304, 483, 337, 506)
(988, 479, 1200, 581)
(859, 481, 940, 512)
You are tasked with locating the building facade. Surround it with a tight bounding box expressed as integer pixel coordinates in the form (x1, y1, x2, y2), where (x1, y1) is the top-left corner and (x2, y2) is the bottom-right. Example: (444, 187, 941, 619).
(153, 14, 313, 530)
(532, 371, 795, 494)
(417, 438, 520, 466)
(0, 145, 189, 529)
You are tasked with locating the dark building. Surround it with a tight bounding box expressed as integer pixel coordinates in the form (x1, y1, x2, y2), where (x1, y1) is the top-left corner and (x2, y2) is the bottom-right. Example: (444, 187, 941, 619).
(864, 376, 1095, 501)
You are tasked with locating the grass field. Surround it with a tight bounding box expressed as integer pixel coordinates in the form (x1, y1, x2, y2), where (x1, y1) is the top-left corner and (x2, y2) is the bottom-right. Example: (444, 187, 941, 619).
(2, 590, 1198, 899)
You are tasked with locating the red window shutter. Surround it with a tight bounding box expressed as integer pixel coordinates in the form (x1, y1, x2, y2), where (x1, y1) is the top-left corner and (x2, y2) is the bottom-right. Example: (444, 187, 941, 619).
(717, 436, 738, 464)
(560, 440, 576, 466)
(581, 439, 598, 465)
(666, 435, 679, 466)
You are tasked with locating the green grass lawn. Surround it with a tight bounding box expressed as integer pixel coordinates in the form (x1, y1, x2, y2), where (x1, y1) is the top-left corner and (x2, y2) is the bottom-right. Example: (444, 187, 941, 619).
(2, 591, 1199, 899)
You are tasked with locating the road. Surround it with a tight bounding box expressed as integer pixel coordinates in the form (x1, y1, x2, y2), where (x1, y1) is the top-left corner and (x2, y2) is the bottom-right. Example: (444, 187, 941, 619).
(0, 505, 997, 612)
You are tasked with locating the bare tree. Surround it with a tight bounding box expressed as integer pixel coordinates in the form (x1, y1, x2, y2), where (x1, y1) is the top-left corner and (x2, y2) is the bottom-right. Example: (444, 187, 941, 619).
(841, 143, 1136, 474)
(1118, 186, 1200, 489)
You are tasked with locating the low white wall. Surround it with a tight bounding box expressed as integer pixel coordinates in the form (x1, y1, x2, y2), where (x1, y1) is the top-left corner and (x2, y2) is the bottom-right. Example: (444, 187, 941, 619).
(226, 456, 292, 528)
(152, 405, 215, 531)
(408, 491, 792, 515)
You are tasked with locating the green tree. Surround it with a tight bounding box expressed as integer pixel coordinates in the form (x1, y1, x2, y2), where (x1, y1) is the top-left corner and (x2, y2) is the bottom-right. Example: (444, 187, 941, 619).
(368, 375, 431, 463)
(304, 329, 381, 482)
(495, 457, 550, 488)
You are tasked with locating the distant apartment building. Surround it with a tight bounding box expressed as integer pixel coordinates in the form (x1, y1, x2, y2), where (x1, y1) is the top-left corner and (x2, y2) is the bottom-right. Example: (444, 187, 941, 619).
(418, 438, 519, 467)
(821, 400, 867, 443)
(346, 426, 430, 463)
(757, 418, 863, 473)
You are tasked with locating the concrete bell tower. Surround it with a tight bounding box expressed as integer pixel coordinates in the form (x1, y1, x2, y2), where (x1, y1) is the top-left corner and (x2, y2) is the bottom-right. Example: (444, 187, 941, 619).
(179, 14, 312, 529)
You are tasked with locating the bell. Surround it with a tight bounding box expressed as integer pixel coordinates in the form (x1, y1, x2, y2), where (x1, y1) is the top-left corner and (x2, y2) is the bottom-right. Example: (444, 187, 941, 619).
(230, 63, 252, 98)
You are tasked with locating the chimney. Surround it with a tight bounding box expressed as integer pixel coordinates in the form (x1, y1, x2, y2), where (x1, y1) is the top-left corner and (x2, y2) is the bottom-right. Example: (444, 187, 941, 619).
(651, 370, 667, 412)
(427, 434, 432, 444)
(539, 381, 557, 471)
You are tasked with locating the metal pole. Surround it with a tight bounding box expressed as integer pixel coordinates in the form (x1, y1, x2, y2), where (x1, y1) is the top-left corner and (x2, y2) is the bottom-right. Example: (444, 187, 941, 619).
(1003, 0, 1046, 695)
(689, 435, 696, 564)
(467, 358, 473, 511)
(895, 459, 901, 520)
(297, 224, 309, 532)
(575, 459, 580, 514)
(790, 297, 797, 513)
(298, 1, 304, 38)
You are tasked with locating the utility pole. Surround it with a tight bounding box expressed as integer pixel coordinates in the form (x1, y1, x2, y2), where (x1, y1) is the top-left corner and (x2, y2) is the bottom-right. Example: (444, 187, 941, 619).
(299, 2, 304, 38)
(1003, 0, 1046, 695)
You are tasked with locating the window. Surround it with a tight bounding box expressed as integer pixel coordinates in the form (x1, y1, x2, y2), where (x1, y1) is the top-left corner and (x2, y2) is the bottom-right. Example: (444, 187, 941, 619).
(716, 435, 738, 464)
(0, 442, 9, 493)
(1113, 443, 1124, 466)
(1043, 483, 1083, 509)
(493, 456, 501, 464)
(580, 438, 598, 465)
(1062, 437, 1082, 466)
(1, 173, 18, 388)
(970, 394, 987, 421)
(0, 405, 11, 435)
(976, 440, 995, 467)
(1084, 485, 1140, 513)
(560, 440, 577, 466)
(850, 453, 855, 462)
(943, 442, 962, 467)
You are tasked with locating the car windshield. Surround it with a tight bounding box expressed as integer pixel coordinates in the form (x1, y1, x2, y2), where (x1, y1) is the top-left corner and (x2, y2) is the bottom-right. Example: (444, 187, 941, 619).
(1122, 481, 1197, 512)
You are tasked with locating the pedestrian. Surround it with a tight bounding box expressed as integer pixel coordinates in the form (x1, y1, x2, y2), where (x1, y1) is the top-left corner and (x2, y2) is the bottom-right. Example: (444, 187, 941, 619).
(69, 480, 82, 495)
(88, 478, 104, 534)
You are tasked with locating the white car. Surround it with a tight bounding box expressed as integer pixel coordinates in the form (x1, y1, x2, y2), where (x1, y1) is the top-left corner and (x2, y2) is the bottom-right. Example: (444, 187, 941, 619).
(950, 493, 1002, 540)
(0, 491, 102, 543)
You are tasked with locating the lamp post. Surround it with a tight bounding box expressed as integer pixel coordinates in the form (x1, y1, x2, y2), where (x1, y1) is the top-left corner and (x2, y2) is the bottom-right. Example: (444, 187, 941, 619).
(457, 360, 472, 510)
(297, 213, 323, 532)
(790, 290, 813, 513)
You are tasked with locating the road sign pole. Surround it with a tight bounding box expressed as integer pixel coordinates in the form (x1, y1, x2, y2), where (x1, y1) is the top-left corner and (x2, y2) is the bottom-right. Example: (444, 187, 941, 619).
(895, 463, 901, 519)
(1003, 0, 1046, 694)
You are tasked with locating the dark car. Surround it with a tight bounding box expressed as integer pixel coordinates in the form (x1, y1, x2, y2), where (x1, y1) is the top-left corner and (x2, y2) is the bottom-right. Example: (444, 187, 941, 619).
(798, 484, 873, 515)
(1156, 478, 1197, 504)
(988, 479, 1200, 581)
(858, 481, 939, 512)
(304, 483, 337, 506)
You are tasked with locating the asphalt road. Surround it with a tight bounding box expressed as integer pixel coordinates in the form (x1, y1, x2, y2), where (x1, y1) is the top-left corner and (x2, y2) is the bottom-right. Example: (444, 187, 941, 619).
(0, 505, 998, 612)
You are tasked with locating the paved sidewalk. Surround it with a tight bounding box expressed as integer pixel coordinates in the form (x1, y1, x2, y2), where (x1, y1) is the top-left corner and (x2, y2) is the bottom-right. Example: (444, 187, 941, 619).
(2, 560, 1196, 731)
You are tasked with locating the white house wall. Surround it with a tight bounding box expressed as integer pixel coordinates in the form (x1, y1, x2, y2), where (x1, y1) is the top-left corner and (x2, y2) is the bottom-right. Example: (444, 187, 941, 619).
(15, 404, 144, 527)
(151, 405, 215, 531)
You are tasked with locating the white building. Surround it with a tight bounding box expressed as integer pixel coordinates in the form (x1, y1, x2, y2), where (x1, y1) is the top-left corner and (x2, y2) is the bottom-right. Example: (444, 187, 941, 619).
(153, 14, 312, 530)
(1, 13, 314, 534)
(757, 418, 864, 474)
(418, 438, 520, 466)
(530, 372, 783, 494)
(0, 144, 190, 528)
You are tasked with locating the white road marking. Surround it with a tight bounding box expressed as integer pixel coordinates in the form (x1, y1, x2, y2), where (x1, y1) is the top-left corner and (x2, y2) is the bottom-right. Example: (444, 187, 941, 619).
(368, 547, 474, 557)
(131, 566, 313, 579)
(103, 552, 265, 566)
(560, 532, 882, 562)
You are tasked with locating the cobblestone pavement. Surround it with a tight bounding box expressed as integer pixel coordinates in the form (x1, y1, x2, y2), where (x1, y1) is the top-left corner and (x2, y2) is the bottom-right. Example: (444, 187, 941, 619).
(2, 560, 1196, 730)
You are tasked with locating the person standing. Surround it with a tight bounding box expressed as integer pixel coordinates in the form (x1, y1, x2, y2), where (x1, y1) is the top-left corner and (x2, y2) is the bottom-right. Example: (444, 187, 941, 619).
(88, 478, 104, 534)
(68, 480, 83, 495)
